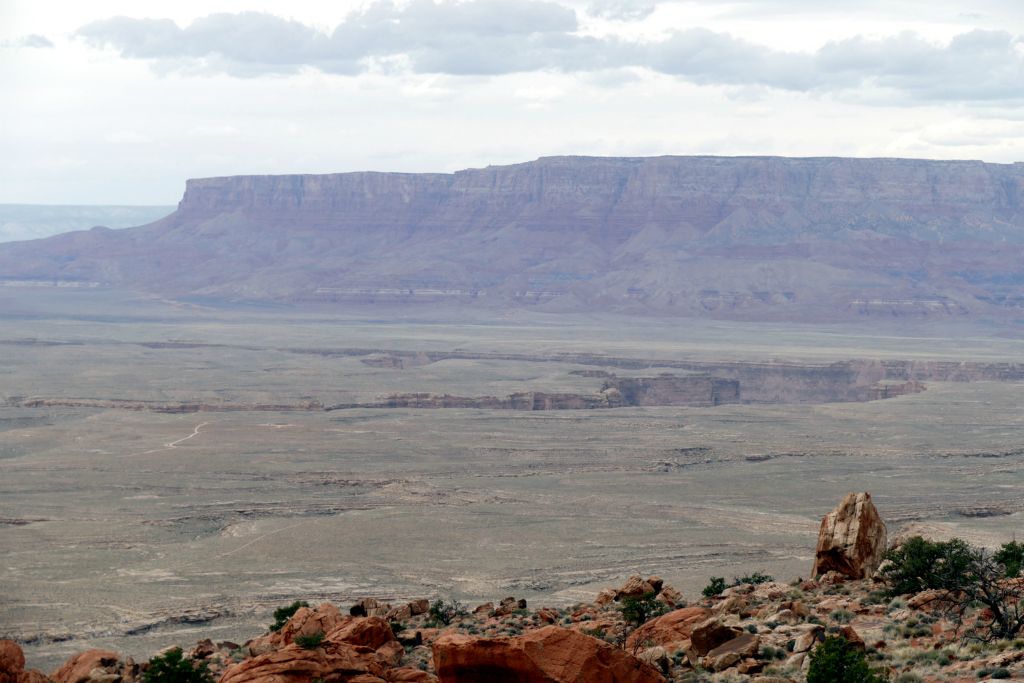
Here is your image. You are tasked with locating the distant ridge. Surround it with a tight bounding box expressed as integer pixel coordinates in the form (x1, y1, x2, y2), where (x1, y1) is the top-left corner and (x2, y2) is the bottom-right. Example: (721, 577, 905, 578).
(0, 204, 174, 243)
(0, 155, 1021, 321)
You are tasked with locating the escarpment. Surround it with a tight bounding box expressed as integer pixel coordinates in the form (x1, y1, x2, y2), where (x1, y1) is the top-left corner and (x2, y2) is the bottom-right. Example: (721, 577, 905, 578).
(1, 156, 1022, 321)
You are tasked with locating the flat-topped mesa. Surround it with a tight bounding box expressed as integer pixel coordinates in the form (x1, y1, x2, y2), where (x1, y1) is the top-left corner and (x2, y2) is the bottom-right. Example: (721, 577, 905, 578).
(175, 156, 1024, 240)
(2, 155, 1023, 320)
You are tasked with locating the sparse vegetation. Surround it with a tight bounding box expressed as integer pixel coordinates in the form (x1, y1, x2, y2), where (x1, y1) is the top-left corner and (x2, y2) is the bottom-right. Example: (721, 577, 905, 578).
(701, 571, 774, 598)
(807, 636, 887, 683)
(427, 599, 466, 626)
(294, 631, 325, 649)
(142, 648, 214, 683)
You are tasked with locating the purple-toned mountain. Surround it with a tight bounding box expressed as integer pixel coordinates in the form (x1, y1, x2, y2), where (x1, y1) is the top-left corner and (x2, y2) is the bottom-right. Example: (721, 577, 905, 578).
(1, 156, 1022, 320)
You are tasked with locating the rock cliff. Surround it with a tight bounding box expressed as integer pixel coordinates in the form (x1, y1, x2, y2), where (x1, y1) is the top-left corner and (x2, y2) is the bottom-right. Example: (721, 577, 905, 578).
(1, 156, 1022, 320)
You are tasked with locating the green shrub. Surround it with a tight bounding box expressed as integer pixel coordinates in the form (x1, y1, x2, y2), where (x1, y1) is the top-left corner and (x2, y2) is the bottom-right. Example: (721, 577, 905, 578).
(294, 631, 325, 650)
(830, 609, 854, 624)
(269, 600, 309, 632)
(806, 636, 887, 683)
(427, 599, 466, 626)
(142, 648, 214, 683)
(990, 668, 1011, 679)
(701, 571, 774, 599)
(882, 536, 1024, 641)
(735, 571, 774, 585)
(702, 577, 727, 598)
(880, 536, 974, 597)
(619, 591, 669, 627)
(995, 541, 1024, 578)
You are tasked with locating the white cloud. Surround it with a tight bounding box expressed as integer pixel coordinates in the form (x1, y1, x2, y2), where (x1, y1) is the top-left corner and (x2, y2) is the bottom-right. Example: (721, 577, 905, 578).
(72, 6, 1024, 104)
(4, 0, 1024, 204)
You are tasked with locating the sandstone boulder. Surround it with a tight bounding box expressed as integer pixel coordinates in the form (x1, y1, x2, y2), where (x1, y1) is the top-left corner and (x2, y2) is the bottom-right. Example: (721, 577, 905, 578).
(704, 633, 759, 671)
(615, 576, 658, 601)
(433, 626, 666, 682)
(1, 641, 25, 683)
(52, 651, 119, 683)
(219, 641, 383, 683)
(385, 670, 437, 682)
(654, 585, 682, 609)
(278, 605, 346, 646)
(625, 607, 711, 653)
(326, 618, 396, 651)
(689, 619, 744, 656)
(812, 492, 887, 579)
(407, 600, 430, 617)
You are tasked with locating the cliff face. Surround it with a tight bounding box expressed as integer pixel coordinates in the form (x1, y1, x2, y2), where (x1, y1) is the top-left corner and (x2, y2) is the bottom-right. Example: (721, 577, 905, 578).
(1, 156, 1022, 320)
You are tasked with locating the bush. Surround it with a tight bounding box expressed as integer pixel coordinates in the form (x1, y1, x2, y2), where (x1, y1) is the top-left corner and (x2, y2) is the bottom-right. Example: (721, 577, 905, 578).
(269, 600, 309, 632)
(702, 577, 727, 597)
(880, 537, 974, 597)
(294, 631, 325, 649)
(991, 668, 1012, 679)
(427, 599, 466, 626)
(735, 571, 774, 585)
(143, 648, 214, 683)
(619, 591, 669, 627)
(807, 636, 887, 683)
(701, 572, 774, 599)
(995, 541, 1024, 578)
(881, 536, 1024, 641)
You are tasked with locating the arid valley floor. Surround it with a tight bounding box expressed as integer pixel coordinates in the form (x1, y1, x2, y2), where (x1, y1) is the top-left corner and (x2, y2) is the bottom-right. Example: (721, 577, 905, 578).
(2, 290, 1023, 669)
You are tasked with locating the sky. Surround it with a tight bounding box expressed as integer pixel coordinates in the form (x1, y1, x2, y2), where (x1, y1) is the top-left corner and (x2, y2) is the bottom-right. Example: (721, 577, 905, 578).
(2, 0, 1023, 204)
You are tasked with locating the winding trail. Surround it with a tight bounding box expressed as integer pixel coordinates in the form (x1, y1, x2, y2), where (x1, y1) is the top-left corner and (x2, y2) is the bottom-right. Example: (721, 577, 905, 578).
(166, 421, 209, 449)
(214, 519, 315, 559)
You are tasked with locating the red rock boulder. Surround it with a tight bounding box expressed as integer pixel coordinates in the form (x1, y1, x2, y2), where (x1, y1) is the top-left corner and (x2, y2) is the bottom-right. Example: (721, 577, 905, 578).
(219, 641, 382, 683)
(52, 651, 119, 683)
(278, 605, 346, 646)
(433, 626, 666, 683)
(1, 641, 26, 683)
(625, 607, 711, 653)
(812, 492, 887, 579)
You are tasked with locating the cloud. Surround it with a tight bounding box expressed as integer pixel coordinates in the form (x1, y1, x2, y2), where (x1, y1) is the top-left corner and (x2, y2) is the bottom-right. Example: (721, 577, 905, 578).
(587, 1, 658, 20)
(74, 2, 1024, 103)
(2, 34, 55, 49)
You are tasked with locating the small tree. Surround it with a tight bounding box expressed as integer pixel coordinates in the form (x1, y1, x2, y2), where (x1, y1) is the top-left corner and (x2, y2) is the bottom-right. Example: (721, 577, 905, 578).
(702, 577, 727, 598)
(143, 648, 214, 683)
(994, 540, 1024, 578)
(807, 636, 886, 683)
(269, 600, 309, 632)
(619, 591, 669, 628)
(427, 599, 466, 626)
(880, 537, 973, 596)
(882, 536, 1024, 641)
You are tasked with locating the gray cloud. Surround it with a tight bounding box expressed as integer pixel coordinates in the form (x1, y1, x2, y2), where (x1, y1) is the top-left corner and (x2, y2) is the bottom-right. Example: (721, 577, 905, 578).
(75, 2, 1024, 103)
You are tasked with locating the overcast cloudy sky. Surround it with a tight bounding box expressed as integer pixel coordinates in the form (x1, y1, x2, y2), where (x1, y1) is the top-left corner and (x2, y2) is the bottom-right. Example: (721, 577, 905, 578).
(2, 0, 1023, 204)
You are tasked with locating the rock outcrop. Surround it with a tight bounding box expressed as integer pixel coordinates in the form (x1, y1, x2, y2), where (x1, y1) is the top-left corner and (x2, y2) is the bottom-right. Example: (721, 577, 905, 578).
(2, 156, 1023, 322)
(812, 492, 888, 579)
(221, 614, 405, 683)
(624, 607, 711, 653)
(432, 626, 666, 683)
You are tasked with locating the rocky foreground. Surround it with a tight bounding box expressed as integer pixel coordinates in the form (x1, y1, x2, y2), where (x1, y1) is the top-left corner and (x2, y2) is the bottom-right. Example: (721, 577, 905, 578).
(3, 493, 1023, 683)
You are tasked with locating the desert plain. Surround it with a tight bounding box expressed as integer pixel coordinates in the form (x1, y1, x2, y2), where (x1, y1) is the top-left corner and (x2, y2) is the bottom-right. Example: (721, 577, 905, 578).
(1, 289, 1023, 669)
